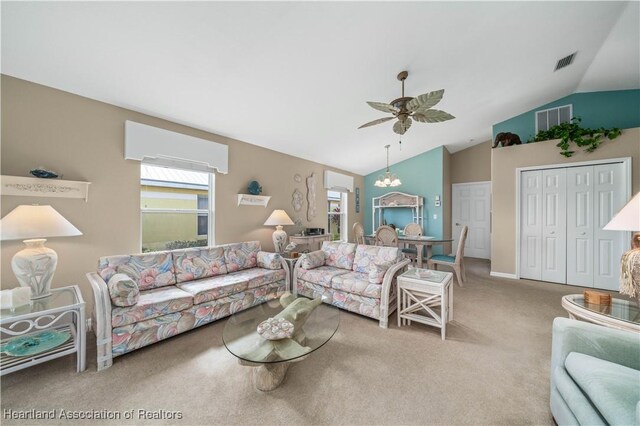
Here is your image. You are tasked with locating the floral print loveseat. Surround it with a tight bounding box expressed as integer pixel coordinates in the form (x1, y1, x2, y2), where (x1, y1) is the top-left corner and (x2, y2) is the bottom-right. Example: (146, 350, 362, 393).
(86, 241, 287, 370)
(293, 242, 410, 328)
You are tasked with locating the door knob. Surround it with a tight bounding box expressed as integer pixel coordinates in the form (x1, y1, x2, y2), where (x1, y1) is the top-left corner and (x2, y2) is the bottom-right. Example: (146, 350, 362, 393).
(550, 231, 555, 234)
(580, 232, 586, 236)
(455, 223, 461, 226)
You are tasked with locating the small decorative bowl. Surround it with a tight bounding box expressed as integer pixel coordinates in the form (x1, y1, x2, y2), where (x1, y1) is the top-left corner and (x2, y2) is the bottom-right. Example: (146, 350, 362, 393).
(257, 317, 294, 340)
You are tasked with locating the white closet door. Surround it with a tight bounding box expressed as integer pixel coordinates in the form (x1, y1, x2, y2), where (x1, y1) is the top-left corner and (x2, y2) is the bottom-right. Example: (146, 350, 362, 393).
(593, 163, 626, 290)
(567, 166, 594, 287)
(520, 171, 542, 280)
(542, 169, 567, 283)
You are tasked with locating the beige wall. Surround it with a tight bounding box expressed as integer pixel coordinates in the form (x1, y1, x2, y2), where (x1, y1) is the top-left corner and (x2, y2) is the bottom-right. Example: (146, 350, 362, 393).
(450, 140, 492, 184)
(0, 75, 364, 310)
(491, 128, 640, 275)
(442, 147, 452, 254)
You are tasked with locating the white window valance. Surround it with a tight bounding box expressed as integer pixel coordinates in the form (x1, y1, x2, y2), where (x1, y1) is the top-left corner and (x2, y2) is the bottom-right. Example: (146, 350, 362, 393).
(125, 121, 229, 174)
(324, 170, 354, 192)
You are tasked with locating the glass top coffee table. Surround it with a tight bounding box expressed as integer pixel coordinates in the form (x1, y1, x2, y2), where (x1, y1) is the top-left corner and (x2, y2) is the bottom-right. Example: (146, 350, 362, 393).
(223, 294, 339, 391)
(561, 294, 640, 333)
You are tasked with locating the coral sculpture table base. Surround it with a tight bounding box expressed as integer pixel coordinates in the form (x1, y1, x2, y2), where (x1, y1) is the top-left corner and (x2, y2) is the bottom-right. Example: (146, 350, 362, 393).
(239, 359, 292, 391)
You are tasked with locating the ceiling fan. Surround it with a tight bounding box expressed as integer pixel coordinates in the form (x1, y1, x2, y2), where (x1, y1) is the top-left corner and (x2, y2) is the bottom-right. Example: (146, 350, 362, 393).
(358, 71, 455, 135)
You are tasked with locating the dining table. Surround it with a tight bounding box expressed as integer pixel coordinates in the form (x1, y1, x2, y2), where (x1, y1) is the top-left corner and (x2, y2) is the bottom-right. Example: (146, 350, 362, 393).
(365, 234, 454, 268)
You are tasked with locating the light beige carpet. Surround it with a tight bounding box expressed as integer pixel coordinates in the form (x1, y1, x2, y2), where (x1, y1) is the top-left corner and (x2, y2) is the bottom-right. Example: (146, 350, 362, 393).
(1, 259, 603, 425)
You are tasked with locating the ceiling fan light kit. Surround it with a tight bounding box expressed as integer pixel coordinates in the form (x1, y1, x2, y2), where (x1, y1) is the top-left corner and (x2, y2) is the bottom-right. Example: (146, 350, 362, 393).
(359, 71, 455, 136)
(374, 145, 402, 188)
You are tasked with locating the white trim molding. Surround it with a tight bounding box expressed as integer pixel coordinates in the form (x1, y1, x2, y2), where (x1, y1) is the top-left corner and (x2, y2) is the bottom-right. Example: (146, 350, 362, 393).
(490, 271, 518, 280)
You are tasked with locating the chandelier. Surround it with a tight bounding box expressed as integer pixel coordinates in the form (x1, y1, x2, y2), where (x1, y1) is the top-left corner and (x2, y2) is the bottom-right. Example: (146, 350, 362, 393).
(374, 145, 402, 187)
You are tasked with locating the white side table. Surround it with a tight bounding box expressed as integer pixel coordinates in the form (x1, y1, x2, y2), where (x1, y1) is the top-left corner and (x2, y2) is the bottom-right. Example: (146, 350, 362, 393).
(397, 268, 453, 340)
(0, 285, 86, 375)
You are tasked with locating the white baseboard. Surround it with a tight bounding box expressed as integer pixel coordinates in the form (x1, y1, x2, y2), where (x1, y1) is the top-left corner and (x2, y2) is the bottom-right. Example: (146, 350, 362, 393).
(490, 271, 518, 280)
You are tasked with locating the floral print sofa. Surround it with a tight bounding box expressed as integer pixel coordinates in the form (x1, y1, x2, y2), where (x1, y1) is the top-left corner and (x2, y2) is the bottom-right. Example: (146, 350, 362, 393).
(86, 241, 287, 370)
(293, 242, 410, 328)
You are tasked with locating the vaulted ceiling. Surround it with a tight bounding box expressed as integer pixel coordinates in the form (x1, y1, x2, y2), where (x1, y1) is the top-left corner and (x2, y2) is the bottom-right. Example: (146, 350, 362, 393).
(2, 1, 638, 175)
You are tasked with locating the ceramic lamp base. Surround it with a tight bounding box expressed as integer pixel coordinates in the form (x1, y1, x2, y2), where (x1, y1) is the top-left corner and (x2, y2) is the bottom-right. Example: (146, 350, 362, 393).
(11, 239, 57, 299)
(272, 226, 288, 253)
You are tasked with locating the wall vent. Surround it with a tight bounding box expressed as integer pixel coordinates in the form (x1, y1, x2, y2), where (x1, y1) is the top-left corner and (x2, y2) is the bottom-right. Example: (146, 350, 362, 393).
(536, 105, 572, 133)
(554, 52, 577, 71)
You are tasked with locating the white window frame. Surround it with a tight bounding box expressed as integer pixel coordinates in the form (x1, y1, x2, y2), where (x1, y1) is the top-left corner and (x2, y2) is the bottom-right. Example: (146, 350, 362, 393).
(140, 163, 216, 251)
(535, 104, 573, 133)
(327, 190, 348, 242)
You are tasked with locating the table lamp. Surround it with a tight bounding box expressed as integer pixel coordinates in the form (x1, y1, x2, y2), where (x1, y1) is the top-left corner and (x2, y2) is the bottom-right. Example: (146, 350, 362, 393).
(264, 209, 294, 253)
(603, 192, 640, 303)
(1, 205, 82, 299)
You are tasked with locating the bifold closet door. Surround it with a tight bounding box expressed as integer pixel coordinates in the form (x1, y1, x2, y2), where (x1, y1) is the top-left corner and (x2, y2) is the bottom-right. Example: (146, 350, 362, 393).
(593, 163, 626, 290)
(520, 171, 542, 280)
(567, 166, 594, 287)
(541, 169, 567, 283)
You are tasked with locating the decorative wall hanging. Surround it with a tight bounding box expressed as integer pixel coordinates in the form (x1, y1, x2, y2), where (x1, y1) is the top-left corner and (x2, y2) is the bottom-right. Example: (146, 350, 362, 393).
(306, 172, 317, 221)
(355, 187, 360, 213)
(292, 188, 303, 212)
(247, 180, 262, 195)
(294, 174, 302, 183)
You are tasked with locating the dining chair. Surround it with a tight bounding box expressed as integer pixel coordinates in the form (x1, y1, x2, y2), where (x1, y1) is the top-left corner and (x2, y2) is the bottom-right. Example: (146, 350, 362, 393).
(401, 223, 422, 263)
(353, 222, 365, 245)
(375, 225, 398, 247)
(427, 226, 468, 287)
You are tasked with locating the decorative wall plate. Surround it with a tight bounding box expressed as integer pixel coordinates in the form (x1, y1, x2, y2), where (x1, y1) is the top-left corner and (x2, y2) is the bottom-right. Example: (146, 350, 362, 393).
(0, 330, 70, 357)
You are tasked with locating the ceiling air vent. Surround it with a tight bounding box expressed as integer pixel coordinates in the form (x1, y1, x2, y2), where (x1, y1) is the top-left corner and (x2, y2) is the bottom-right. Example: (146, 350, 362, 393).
(554, 52, 577, 71)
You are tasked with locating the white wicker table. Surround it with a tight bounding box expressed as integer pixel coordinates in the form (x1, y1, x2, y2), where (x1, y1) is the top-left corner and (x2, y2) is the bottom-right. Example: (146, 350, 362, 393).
(0, 285, 86, 375)
(397, 268, 453, 340)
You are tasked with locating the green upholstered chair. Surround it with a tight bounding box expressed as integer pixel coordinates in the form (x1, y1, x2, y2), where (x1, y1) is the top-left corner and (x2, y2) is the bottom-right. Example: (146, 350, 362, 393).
(427, 226, 467, 286)
(550, 317, 640, 425)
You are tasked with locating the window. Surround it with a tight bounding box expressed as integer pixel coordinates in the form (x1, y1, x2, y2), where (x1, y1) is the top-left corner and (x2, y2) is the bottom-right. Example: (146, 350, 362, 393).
(140, 164, 214, 252)
(536, 105, 572, 133)
(327, 190, 348, 242)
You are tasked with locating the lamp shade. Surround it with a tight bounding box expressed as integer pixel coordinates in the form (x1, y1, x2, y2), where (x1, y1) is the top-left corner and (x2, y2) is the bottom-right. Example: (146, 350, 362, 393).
(264, 209, 294, 226)
(604, 192, 640, 231)
(1, 205, 82, 241)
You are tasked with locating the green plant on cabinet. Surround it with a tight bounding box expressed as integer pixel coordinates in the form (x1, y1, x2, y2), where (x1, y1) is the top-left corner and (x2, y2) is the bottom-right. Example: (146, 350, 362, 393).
(529, 117, 621, 157)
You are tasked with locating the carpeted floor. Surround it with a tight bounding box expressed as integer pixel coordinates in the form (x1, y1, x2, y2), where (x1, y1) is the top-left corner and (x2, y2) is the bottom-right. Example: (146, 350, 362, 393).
(1, 259, 601, 425)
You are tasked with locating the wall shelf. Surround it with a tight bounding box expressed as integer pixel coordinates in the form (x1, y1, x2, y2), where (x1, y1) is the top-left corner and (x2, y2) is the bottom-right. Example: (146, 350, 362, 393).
(372, 191, 424, 231)
(1, 176, 91, 202)
(237, 194, 271, 207)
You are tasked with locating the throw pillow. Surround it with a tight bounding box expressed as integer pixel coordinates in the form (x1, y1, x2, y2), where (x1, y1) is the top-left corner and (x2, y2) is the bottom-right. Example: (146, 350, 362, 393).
(300, 250, 326, 270)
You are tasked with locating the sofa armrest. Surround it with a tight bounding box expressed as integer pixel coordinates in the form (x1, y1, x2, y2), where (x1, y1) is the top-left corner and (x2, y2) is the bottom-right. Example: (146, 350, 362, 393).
(298, 250, 326, 270)
(551, 317, 640, 384)
(257, 251, 283, 270)
(86, 272, 113, 371)
(379, 258, 411, 328)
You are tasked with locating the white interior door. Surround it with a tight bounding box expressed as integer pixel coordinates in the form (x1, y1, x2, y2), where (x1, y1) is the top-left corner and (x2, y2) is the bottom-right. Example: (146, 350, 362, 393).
(520, 171, 543, 280)
(567, 166, 594, 287)
(541, 169, 567, 284)
(593, 163, 626, 290)
(452, 182, 491, 259)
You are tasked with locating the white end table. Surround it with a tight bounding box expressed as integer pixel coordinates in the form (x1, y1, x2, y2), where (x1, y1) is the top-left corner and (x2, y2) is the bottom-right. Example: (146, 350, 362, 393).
(0, 285, 86, 375)
(397, 268, 453, 340)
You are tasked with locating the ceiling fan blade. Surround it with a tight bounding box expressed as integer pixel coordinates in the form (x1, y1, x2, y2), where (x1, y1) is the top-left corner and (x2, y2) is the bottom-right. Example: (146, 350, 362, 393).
(366, 101, 400, 114)
(412, 109, 455, 123)
(358, 116, 395, 129)
(407, 89, 445, 112)
(393, 117, 412, 135)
